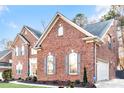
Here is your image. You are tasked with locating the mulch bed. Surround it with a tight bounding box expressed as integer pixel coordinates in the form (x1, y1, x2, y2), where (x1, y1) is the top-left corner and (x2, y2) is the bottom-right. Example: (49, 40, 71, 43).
(18, 80, 96, 88)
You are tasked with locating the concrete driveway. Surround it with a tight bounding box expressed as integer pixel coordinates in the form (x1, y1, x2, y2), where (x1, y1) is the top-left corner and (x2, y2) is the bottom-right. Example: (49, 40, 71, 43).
(95, 79, 124, 88)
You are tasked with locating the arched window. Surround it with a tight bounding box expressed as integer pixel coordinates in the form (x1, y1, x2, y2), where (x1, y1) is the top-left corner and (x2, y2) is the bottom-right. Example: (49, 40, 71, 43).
(46, 53, 55, 74)
(16, 62, 23, 75)
(69, 51, 78, 74)
(57, 24, 63, 36)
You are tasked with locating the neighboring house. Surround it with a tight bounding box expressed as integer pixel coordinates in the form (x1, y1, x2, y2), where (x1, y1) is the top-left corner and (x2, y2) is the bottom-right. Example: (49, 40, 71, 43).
(116, 26, 124, 70)
(11, 26, 42, 79)
(0, 50, 12, 80)
(35, 12, 118, 82)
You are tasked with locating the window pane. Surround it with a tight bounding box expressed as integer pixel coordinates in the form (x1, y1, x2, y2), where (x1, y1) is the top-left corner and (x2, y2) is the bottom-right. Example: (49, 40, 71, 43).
(58, 25, 63, 36)
(47, 55, 54, 74)
(69, 53, 78, 74)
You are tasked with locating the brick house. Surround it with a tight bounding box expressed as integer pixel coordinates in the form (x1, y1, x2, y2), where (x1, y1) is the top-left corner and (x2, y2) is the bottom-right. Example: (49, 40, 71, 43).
(0, 50, 12, 80)
(11, 26, 41, 79)
(35, 13, 118, 82)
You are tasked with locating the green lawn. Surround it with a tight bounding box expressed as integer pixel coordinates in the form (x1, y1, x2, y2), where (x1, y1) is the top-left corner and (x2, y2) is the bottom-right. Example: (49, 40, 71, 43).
(0, 83, 48, 88)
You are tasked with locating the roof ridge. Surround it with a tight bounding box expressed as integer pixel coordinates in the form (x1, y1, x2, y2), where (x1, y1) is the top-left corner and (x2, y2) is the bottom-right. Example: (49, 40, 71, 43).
(24, 26, 42, 38)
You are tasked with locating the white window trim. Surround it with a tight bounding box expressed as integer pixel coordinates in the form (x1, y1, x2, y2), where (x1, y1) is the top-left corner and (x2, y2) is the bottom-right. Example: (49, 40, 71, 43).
(68, 52, 78, 75)
(58, 24, 64, 36)
(47, 53, 54, 75)
(21, 45, 25, 55)
(16, 47, 19, 56)
(31, 48, 37, 55)
(29, 58, 37, 76)
(16, 62, 23, 75)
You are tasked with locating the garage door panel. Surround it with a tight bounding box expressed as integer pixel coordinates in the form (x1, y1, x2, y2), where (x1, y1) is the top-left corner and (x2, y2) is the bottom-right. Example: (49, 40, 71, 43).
(97, 61, 109, 81)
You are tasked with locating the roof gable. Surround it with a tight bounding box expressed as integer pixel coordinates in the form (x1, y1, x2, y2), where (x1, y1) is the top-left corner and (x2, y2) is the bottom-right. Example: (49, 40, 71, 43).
(12, 34, 29, 46)
(22, 26, 42, 39)
(35, 12, 95, 47)
(0, 50, 12, 61)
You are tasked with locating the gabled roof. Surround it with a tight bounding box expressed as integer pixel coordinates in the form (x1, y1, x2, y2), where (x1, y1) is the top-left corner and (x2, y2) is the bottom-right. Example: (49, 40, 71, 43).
(12, 34, 29, 46)
(83, 19, 114, 38)
(24, 26, 42, 39)
(35, 12, 95, 47)
(35, 12, 114, 48)
(0, 50, 12, 61)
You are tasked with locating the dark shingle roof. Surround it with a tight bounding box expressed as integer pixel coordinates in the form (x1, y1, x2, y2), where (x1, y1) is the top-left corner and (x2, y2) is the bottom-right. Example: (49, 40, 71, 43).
(0, 50, 10, 59)
(25, 26, 42, 38)
(83, 19, 113, 38)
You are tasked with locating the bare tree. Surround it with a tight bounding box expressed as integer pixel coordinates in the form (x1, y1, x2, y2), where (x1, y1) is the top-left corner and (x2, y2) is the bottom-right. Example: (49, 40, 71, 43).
(0, 39, 13, 51)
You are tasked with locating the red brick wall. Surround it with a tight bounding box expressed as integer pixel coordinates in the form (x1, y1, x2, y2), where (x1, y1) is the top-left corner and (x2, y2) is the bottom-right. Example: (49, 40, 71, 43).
(96, 21, 118, 80)
(37, 18, 95, 82)
(12, 28, 38, 79)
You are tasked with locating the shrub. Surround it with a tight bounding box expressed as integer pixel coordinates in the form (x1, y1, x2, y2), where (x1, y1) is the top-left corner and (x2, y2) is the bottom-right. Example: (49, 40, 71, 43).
(18, 77, 22, 80)
(66, 80, 71, 86)
(25, 76, 32, 81)
(75, 80, 80, 84)
(82, 67, 88, 86)
(32, 76, 37, 82)
(85, 82, 96, 88)
(70, 82, 75, 88)
(2, 69, 12, 81)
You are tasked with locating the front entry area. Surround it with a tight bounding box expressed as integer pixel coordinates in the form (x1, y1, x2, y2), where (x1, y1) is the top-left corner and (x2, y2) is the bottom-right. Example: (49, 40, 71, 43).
(29, 58, 37, 76)
(96, 59, 109, 81)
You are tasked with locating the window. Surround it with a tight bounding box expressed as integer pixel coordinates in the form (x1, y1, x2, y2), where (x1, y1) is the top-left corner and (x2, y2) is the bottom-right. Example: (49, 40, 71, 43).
(31, 48, 37, 55)
(65, 50, 80, 75)
(107, 35, 112, 49)
(46, 53, 55, 75)
(69, 51, 78, 75)
(16, 47, 19, 56)
(25, 31, 27, 35)
(57, 24, 63, 36)
(16, 62, 23, 75)
(21, 45, 25, 55)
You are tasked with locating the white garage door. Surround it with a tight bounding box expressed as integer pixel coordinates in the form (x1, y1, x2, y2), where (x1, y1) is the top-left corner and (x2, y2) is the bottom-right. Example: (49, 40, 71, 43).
(97, 61, 109, 81)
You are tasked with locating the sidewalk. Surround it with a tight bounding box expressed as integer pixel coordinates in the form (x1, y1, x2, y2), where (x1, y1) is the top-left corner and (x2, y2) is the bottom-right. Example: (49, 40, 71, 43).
(10, 81, 58, 88)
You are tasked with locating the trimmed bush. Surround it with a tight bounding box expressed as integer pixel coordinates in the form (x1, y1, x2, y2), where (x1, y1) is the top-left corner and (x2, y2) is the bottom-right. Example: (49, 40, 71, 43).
(75, 80, 80, 84)
(25, 76, 32, 81)
(2, 69, 12, 81)
(32, 76, 37, 82)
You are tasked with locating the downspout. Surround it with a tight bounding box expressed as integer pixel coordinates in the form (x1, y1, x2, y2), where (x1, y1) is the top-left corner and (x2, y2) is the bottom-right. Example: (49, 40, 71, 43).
(27, 44, 30, 77)
(94, 42, 97, 82)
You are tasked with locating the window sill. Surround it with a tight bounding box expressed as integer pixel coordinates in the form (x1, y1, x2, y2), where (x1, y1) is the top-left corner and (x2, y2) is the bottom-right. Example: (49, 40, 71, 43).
(69, 73, 78, 75)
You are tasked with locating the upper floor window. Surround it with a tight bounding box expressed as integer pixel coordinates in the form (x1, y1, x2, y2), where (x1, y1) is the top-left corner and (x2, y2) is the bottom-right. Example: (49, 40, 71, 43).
(21, 45, 25, 55)
(57, 24, 63, 36)
(16, 62, 23, 75)
(107, 34, 112, 49)
(15, 46, 19, 56)
(31, 48, 37, 55)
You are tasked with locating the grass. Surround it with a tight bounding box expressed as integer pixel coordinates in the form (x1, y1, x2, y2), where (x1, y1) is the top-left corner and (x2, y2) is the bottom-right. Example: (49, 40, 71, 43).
(0, 83, 48, 88)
